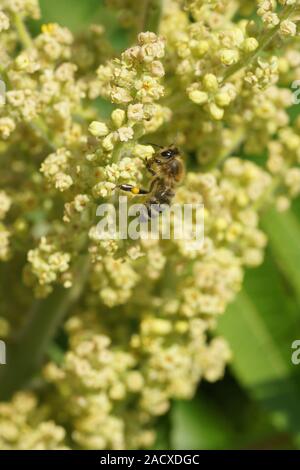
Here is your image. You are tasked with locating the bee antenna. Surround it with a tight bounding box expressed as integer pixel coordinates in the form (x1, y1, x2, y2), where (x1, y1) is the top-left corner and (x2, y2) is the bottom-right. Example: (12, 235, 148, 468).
(146, 142, 163, 149)
(172, 132, 181, 146)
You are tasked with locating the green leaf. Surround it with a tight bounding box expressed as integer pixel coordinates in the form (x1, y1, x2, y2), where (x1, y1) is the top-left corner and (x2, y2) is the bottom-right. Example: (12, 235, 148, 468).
(171, 398, 235, 450)
(36, 0, 128, 49)
(218, 249, 300, 437)
(262, 208, 300, 305)
(39, 0, 101, 31)
(152, 415, 171, 450)
(170, 375, 288, 450)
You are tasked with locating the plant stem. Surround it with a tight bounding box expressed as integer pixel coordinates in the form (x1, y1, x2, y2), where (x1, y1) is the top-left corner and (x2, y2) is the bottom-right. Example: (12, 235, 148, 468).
(13, 13, 33, 49)
(30, 117, 59, 150)
(138, 0, 162, 34)
(202, 127, 245, 171)
(0, 256, 89, 400)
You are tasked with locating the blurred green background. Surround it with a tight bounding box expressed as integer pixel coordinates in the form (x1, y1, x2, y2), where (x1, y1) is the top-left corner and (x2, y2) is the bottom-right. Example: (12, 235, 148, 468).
(34, 0, 300, 450)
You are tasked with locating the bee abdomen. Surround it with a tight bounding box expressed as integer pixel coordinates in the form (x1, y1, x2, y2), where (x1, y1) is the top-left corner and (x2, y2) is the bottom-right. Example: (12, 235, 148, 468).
(164, 159, 184, 182)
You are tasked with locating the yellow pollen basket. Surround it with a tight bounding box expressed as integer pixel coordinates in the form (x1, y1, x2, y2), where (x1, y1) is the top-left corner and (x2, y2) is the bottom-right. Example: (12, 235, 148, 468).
(131, 187, 140, 195)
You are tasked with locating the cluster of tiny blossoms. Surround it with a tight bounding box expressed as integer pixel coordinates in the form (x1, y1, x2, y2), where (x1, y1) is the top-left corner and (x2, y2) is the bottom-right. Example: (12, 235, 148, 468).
(0, 0, 299, 450)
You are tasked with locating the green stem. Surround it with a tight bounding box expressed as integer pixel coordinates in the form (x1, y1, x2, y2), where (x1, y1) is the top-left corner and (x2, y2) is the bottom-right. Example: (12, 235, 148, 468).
(0, 64, 9, 87)
(138, 0, 162, 34)
(30, 117, 59, 150)
(202, 127, 245, 171)
(13, 13, 33, 49)
(0, 256, 89, 400)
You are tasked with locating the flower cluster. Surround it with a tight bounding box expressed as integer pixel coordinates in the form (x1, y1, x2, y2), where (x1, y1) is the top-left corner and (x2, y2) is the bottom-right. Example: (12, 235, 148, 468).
(0, 392, 67, 450)
(25, 236, 71, 297)
(0, 0, 299, 450)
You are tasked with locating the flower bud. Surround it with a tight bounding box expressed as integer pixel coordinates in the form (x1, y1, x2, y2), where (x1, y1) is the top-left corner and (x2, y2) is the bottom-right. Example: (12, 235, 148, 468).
(209, 103, 224, 120)
(215, 92, 231, 107)
(111, 109, 125, 128)
(280, 20, 297, 37)
(242, 38, 259, 53)
(188, 90, 209, 105)
(203, 74, 219, 92)
(220, 49, 239, 66)
(15, 54, 30, 70)
(102, 133, 115, 151)
(88, 121, 109, 137)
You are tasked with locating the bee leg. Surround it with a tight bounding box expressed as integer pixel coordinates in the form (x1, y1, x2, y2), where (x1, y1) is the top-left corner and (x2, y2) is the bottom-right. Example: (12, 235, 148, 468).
(147, 205, 157, 219)
(160, 188, 175, 198)
(118, 177, 159, 196)
(146, 197, 165, 219)
(147, 206, 153, 219)
(118, 184, 150, 195)
(146, 158, 157, 176)
(147, 205, 164, 219)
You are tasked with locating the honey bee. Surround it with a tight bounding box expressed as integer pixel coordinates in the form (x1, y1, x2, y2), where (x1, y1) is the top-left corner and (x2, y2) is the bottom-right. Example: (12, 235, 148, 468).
(118, 144, 184, 218)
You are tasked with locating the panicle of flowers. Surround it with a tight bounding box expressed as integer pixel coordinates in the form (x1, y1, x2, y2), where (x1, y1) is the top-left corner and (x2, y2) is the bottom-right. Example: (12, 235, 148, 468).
(0, 0, 300, 451)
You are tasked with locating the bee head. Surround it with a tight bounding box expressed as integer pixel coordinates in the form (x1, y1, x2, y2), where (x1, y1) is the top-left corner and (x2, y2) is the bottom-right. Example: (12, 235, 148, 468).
(160, 146, 179, 159)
